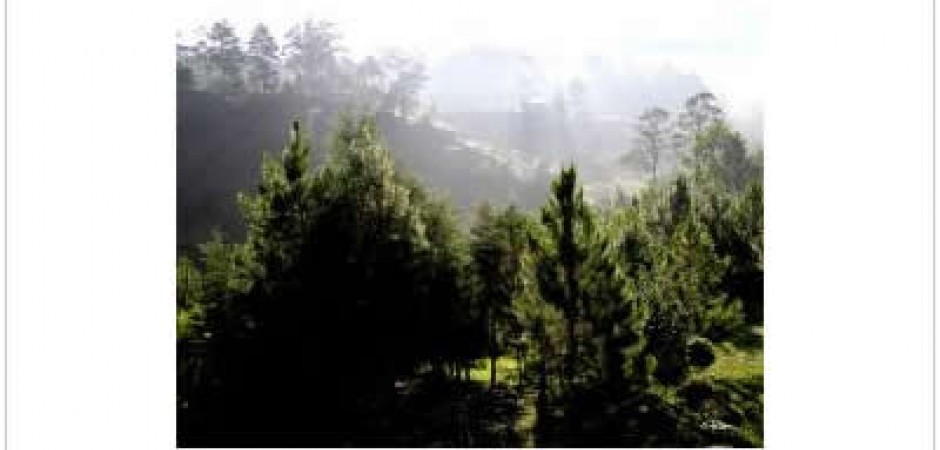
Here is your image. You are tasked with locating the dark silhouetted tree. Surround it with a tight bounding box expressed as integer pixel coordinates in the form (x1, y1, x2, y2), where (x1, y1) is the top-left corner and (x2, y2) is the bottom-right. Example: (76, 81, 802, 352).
(381, 51, 428, 118)
(691, 121, 754, 192)
(177, 61, 196, 92)
(282, 19, 343, 101)
(535, 165, 595, 387)
(471, 204, 530, 388)
(353, 55, 386, 112)
(624, 107, 671, 180)
(205, 20, 246, 93)
(246, 23, 280, 93)
(680, 91, 724, 136)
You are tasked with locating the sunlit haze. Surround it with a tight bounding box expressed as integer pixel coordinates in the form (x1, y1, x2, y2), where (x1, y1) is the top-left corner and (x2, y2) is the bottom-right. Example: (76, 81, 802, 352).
(177, 0, 764, 118)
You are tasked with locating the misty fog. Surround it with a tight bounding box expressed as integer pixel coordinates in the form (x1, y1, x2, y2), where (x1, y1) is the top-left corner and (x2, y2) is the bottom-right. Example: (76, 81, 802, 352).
(176, 10, 762, 248)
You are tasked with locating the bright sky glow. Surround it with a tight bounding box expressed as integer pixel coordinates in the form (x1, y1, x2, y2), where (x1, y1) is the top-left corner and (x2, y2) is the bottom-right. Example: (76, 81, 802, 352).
(176, 0, 764, 115)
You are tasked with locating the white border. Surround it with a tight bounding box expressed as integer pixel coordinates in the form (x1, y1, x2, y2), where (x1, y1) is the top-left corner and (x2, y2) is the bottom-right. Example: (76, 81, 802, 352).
(3, 1, 935, 449)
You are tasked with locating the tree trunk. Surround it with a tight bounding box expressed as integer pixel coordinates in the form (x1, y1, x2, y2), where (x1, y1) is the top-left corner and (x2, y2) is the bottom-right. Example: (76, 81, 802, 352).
(490, 353, 498, 389)
(538, 360, 548, 402)
(517, 348, 525, 391)
(489, 308, 498, 389)
(566, 317, 577, 387)
(603, 333, 624, 391)
(535, 355, 549, 444)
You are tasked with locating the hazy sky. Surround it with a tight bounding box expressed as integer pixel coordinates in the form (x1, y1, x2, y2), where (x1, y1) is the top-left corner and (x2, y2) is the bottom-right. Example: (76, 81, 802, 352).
(177, 0, 764, 115)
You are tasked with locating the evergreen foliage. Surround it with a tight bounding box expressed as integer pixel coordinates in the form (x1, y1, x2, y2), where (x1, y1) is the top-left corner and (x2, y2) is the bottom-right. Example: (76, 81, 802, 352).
(178, 91, 763, 447)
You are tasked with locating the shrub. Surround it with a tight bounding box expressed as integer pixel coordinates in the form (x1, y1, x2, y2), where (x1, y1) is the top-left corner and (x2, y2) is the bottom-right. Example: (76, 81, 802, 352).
(687, 336, 716, 368)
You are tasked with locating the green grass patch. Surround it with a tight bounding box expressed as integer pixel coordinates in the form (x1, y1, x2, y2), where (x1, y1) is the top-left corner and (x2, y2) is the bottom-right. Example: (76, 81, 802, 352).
(468, 356, 522, 385)
(695, 341, 763, 383)
(689, 338, 764, 447)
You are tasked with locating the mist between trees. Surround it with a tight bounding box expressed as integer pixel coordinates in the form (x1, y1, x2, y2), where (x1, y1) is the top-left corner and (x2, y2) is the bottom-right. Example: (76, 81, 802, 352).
(177, 19, 763, 448)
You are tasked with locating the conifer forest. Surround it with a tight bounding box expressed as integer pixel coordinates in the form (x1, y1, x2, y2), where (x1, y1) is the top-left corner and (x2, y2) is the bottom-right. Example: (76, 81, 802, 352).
(176, 17, 764, 448)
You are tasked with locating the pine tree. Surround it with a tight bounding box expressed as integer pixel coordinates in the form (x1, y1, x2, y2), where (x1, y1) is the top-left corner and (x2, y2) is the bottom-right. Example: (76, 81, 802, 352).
(582, 210, 650, 391)
(282, 20, 342, 100)
(536, 165, 595, 387)
(624, 107, 671, 180)
(678, 92, 724, 139)
(205, 20, 245, 93)
(471, 204, 530, 388)
(238, 120, 311, 289)
(689, 121, 752, 192)
(246, 23, 280, 93)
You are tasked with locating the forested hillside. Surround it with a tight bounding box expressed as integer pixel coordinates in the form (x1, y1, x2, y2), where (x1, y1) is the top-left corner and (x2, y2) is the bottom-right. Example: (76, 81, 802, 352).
(177, 90, 554, 247)
(177, 19, 764, 448)
(177, 20, 561, 248)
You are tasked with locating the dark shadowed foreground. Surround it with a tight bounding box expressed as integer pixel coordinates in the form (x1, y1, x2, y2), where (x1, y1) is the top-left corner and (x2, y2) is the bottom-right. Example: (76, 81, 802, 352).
(177, 109, 763, 447)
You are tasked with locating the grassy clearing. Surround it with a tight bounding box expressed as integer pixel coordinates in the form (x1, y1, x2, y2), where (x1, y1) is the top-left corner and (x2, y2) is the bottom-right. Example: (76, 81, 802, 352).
(459, 340, 764, 448)
(465, 356, 536, 446)
(690, 333, 764, 447)
(468, 356, 522, 385)
(697, 342, 764, 383)
(694, 326, 764, 384)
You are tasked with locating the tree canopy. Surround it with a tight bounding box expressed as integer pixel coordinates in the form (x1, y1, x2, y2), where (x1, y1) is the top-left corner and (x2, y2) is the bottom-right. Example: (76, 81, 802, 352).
(178, 90, 763, 447)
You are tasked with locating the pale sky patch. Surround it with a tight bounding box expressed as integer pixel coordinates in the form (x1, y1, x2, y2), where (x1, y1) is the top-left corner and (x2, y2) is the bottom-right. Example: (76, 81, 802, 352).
(176, 0, 764, 115)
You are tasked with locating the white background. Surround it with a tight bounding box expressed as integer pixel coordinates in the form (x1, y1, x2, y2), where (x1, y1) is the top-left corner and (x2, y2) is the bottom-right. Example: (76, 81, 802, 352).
(2, 0, 935, 449)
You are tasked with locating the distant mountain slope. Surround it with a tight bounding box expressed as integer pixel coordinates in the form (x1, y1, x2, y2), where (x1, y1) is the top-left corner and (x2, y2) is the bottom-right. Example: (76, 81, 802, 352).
(177, 91, 552, 249)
